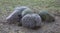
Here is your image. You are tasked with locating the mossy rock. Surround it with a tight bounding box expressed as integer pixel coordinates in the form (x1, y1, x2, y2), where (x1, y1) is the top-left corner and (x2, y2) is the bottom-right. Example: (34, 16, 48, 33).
(39, 11, 55, 22)
(21, 8, 34, 17)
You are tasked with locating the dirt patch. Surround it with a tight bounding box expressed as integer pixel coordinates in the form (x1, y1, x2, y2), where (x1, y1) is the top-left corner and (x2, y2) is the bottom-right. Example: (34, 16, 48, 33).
(0, 16, 60, 33)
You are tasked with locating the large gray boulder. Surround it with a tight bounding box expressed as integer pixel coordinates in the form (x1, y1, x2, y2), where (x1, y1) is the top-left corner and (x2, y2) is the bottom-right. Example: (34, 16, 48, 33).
(21, 14, 42, 29)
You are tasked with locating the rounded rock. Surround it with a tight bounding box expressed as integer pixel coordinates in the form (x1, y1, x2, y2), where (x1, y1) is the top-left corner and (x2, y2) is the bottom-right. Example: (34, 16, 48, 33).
(21, 8, 34, 17)
(21, 14, 42, 29)
(39, 11, 55, 22)
(6, 6, 30, 25)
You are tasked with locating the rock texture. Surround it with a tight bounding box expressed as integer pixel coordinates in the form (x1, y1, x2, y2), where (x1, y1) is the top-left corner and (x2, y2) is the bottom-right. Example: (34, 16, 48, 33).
(21, 14, 42, 29)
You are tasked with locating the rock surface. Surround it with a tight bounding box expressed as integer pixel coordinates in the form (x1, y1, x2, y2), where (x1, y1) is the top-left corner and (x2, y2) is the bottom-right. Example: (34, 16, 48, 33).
(21, 14, 42, 29)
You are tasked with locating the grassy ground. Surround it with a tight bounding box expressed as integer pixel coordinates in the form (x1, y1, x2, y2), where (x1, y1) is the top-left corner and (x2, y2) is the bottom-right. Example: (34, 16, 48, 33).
(0, 0, 60, 17)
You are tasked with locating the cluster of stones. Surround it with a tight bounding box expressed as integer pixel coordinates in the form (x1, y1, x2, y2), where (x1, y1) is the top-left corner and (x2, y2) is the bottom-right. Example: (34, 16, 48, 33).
(6, 6, 55, 29)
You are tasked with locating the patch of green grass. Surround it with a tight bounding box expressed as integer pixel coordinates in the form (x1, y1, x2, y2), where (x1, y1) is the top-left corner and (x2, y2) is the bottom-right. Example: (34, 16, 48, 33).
(0, 0, 60, 16)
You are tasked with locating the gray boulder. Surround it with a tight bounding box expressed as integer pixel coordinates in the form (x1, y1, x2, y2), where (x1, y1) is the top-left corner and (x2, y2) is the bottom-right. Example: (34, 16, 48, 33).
(21, 14, 42, 29)
(6, 6, 30, 25)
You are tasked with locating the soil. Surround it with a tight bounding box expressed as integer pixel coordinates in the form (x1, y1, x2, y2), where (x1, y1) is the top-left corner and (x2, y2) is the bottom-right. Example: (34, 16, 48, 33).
(0, 16, 60, 33)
